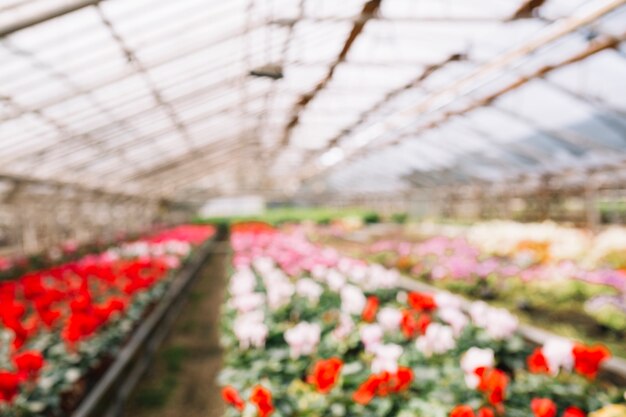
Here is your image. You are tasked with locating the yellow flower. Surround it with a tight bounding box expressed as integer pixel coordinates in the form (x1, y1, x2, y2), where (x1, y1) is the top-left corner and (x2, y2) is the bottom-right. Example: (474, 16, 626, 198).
(589, 404, 626, 417)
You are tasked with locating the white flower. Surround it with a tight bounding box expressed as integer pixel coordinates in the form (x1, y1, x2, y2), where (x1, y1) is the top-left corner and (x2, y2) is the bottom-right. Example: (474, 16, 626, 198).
(484, 308, 518, 340)
(360, 324, 383, 352)
(326, 270, 347, 291)
(470, 301, 518, 340)
(469, 301, 490, 327)
(231, 292, 265, 313)
(416, 324, 456, 357)
(230, 267, 257, 295)
(266, 279, 295, 310)
(340, 285, 366, 315)
(296, 278, 323, 304)
(434, 292, 463, 309)
(542, 338, 574, 375)
(285, 322, 321, 358)
(377, 307, 403, 332)
(333, 314, 355, 340)
(461, 347, 495, 388)
(438, 308, 468, 336)
(234, 311, 268, 349)
(371, 344, 403, 373)
(253, 257, 275, 275)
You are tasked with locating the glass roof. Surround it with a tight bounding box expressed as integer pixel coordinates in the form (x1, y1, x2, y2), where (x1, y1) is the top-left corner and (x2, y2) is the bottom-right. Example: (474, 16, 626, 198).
(0, 0, 624, 200)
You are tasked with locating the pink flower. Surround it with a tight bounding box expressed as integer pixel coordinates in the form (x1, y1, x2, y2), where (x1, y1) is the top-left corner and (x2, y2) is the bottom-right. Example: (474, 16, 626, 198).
(285, 322, 321, 358)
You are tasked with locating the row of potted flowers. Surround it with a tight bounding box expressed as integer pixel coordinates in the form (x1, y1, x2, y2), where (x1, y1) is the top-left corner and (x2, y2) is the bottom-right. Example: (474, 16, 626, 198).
(219, 224, 625, 417)
(364, 234, 626, 341)
(0, 224, 215, 416)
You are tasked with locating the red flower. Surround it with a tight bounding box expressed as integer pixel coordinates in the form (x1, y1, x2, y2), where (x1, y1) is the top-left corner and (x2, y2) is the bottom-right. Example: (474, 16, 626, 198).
(250, 385, 274, 417)
(562, 407, 586, 417)
(527, 347, 550, 374)
(13, 351, 44, 381)
(531, 398, 557, 417)
(572, 344, 610, 379)
(221, 385, 245, 411)
(476, 367, 508, 405)
(362, 296, 379, 322)
(478, 408, 495, 417)
(417, 313, 431, 335)
(393, 367, 413, 392)
(407, 292, 437, 312)
(0, 371, 20, 404)
(401, 310, 419, 338)
(353, 368, 413, 405)
(450, 405, 475, 417)
(307, 358, 343, 393)
(353, 375, 380, 405)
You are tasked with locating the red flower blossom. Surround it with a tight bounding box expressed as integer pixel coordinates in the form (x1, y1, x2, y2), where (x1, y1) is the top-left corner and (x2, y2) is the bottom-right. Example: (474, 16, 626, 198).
(307, 357, 343, 393)
(450, 405, 475, 417)
(13, 351, 44, 380)
(527, 347, 550, 374)
(401, 309, 419, 338)
(478, 408, 495, 417)
(362, 296, 379, 322)
(572, 344, 610, 379)
(531, 398, 557, 417)
(562, 407, 586, 417)
(0, 371, 20, 404)
(407, 292, 437, 312)
(353, 368, 413, 405)
(250, 385, 274, 417)
(475, 367, 508, 405)
(221, 385, 245, 411)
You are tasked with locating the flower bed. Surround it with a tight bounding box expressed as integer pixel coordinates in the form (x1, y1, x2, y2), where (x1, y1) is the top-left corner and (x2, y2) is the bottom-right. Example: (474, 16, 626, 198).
(0, 224, 215, 416)
(219, 226, 624, 417)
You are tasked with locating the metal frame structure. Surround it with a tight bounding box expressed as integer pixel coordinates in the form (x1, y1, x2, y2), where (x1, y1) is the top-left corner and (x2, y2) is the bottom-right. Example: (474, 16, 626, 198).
(1, 0, 626, 249)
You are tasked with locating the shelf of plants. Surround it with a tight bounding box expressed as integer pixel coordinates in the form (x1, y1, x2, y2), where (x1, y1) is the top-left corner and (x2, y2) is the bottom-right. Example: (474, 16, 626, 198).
(309, 221, 626, 359)
(0, 224, 216, 417)
(219, 223, 625, 417)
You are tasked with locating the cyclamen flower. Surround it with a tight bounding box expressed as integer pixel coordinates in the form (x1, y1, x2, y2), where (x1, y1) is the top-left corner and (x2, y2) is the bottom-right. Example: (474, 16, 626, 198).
(362, 296, 379, 322)
(449, 405, 495, 417)
(360, 324, 383, 353)
(340, 285, 366, 315)
(307, 357, 343, 393)
(531, 398, 557, 417)
(0, 371, 20, 404)
(229, 268, 257, 295)
(221, 385, 245, 411)
(250, 385, 274, 417)
(377, 307, 402, 332)
(371, 344, 403, 374)
(537, 339, 574, 375)
(13, 351, 44, 380)
(416, 323, 456, 357)
(332, 314, 354, 340)
(475, 367, 508, 406)
(231, 292, 265, 313)
(326, 270, 346, 291)
(353, 367, 413, 405)
(296, 278, 323, 304)
(572, 343, 611, 379)
(266, 280, 294, 310)
(461, 348, 495, 389)
(234, 312, 268, 349)
(470, 302, 518, 340)
(285, 322, 321, 358)
(439, 308, 469, 336)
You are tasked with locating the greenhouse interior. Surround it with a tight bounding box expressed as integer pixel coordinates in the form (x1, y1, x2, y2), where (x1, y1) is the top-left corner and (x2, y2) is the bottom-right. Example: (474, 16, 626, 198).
(1, 0, 626, 416)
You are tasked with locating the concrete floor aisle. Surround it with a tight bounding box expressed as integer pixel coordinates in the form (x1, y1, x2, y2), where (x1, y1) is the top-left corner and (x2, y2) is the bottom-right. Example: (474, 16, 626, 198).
(124, 247, 228, 417)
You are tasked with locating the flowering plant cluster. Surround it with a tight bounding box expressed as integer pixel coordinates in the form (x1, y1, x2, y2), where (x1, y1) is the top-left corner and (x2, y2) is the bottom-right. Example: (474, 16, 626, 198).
(367, 232, 626, 338)
(0, 225, 214, 416)
(220, 225, 623, 417)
